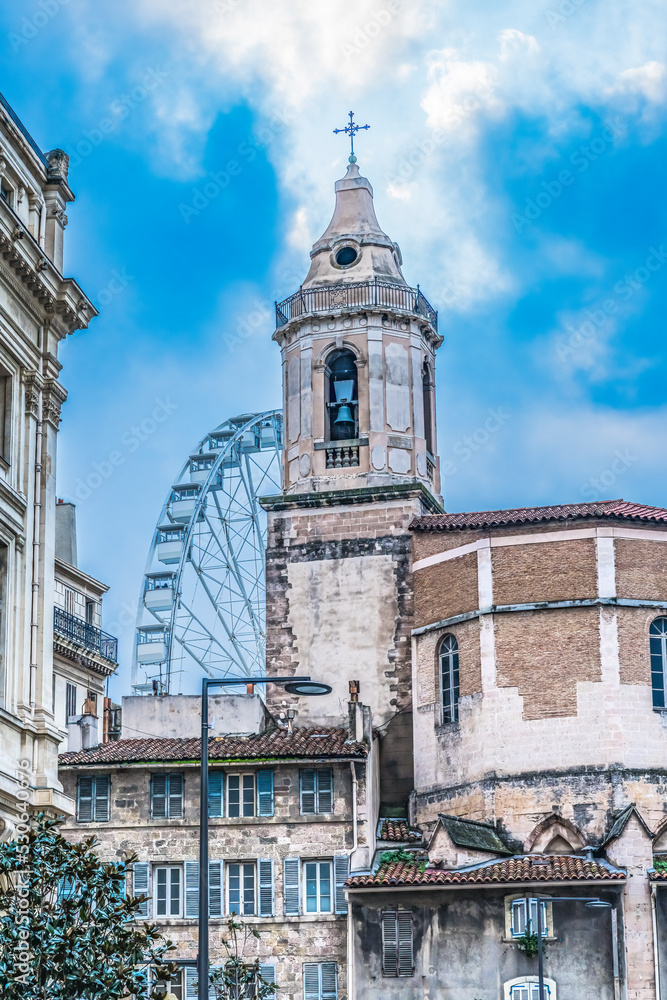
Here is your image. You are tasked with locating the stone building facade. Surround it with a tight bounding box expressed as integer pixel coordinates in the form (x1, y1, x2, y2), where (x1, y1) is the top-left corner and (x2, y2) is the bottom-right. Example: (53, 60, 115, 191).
(262, 157, 442, 809)
(59, 702, 378, 1000)
(0, 91, 95, 835)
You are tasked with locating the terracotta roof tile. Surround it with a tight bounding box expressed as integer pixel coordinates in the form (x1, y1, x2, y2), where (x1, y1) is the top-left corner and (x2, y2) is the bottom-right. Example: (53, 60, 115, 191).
(649, 868, 667, 881)
(59, 727, 367, 766)
(410, 499, 667, 532)
(378, 819, 422, 842)
(347, 854, 625, 888)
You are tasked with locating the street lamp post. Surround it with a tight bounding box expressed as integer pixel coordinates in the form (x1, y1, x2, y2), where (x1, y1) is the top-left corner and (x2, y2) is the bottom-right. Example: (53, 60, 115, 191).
(197, 675, 331, 996)
(529, 893, 613, 999)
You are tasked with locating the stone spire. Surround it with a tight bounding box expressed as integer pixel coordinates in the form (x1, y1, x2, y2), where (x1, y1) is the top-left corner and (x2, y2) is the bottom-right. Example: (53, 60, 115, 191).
(302, 162, 406, 288)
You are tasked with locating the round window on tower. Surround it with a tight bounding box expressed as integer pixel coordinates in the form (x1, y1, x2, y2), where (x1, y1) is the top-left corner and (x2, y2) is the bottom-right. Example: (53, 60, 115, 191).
(335, 245, 359, 267)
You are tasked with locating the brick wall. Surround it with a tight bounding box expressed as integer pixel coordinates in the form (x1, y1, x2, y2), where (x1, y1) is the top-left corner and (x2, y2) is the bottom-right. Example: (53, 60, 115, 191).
(413, 552, 478, 628)
(491, 538, 597, 605)
(616, 538, 667, 600)
(494, 606, 601, 719)
(617, 606, 655, 686)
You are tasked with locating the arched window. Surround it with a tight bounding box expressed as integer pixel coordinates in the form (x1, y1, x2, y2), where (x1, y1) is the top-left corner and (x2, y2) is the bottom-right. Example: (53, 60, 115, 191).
(650, 617, 667, 709)
(439, 634, 459, 724)
(422, 360, 434, 456)
(327, 349, 358, 442)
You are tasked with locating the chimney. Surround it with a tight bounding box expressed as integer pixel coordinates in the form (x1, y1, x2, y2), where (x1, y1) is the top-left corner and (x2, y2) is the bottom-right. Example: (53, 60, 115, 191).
(55, 499, 78, 567)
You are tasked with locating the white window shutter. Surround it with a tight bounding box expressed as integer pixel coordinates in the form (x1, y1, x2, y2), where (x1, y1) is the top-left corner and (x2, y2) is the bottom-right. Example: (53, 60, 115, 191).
(303, 963, 321, 1000)
(185, 966, 198, 1000)
(382, 911, 398, 976)
(257, 769, 274, 816)
(397, 910, 414, 976)
(95, 775, 110, 822)
(151, 775, 167, 819)
(77, 777, 94, 822)
(317, 770, 333, 814)
(283, 857, 300, 915)
(258, 858, 274, 917)
(511, 899, 526, 935)
(184, 861, 199, 918)
(300, 770, 316, 813)
(209, 860, 223, 918)
(333, 854, 350, 914)
(133, 862, 150, 917)
(320, 962, 338, 1000)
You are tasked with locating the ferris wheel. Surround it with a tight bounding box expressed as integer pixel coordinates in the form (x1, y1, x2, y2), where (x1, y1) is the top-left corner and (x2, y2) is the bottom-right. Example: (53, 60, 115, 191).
(132, 411, 283, 694)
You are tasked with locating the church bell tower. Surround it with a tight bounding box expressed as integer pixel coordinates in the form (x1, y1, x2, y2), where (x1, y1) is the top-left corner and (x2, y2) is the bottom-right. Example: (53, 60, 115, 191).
(263, 136, 442, 809)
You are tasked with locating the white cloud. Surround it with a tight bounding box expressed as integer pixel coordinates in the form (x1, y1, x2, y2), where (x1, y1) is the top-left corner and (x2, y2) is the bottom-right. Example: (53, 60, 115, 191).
(498, 28, 539, 61)
(613, 61, 667, 103)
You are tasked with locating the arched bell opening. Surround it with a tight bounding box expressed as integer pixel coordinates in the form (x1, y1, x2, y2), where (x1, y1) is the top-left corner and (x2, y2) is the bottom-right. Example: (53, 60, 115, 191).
(326, 349, 359, 443)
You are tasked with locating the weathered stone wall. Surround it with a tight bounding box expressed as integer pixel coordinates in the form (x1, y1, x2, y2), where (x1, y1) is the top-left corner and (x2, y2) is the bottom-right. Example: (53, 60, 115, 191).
(349, 888, 620, 1000)
(264, 494, 428, 807)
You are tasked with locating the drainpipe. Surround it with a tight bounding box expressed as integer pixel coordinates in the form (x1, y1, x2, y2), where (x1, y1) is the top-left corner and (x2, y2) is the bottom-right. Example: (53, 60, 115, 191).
(652, 884, 661, 1000)
(349, 761, 358, 855)
(28, 332, 45, 710)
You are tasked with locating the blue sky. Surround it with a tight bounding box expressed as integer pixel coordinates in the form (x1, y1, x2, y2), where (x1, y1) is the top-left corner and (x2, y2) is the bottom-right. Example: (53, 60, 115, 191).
(2, 0, 665, 696)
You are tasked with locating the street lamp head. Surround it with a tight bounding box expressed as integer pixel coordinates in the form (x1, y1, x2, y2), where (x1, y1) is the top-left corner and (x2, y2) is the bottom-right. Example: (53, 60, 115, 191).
(586, 899, 612, 908)
(283, 680, 332, 696)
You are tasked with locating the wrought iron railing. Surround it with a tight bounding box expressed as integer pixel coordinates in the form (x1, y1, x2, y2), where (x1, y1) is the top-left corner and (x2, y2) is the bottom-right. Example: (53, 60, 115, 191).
(54, 607, 118, 663)
(275, 279, 438, 331)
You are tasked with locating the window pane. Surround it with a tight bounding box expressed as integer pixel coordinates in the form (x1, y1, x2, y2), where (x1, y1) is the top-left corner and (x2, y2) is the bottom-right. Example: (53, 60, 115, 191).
(156, 869, 167, 916)
(305, 862, 318, 913)
(228, 864, 240, 913)
(170, 868, 181, 916)
(228, 776, 240, 818)
(242, 774, 255, 817)
(243, 863, 255, 915)
(319, 862, 332, 913)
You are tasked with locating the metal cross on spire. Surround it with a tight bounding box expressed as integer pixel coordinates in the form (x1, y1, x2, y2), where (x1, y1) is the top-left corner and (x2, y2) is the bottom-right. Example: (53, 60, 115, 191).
(333, 111, 370, 163)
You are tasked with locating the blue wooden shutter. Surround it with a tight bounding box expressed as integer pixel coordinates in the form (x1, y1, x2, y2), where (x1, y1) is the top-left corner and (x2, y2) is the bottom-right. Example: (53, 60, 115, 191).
(320, 962, 338, 1000)
(185, 966, 198, 1000)
(208, 771, 224, 818)
(168, 773, 184, 818)
(184, 861, 199, 918)
(133, 862, 150, 917)
(257, 769, 274, 816)
(303, 963, 321, 1000)
(317, 770, 333, 814)
(283, 857, 300, 915)
(259, 964, 276, 990)
(209, 860, 223, 917)
(397, 910, 414, 976)
(300, 770, 316, 813)
(382, 911, 398, 976)
(77, 776, 94, 822)
(151, 775, 167, 819)
(333, 854, 349, 914)
(94, 775, 110, 822)
(258, 858, 274, 917)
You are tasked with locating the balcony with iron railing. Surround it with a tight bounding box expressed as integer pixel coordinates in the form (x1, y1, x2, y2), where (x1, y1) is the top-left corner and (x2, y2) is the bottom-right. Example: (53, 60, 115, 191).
(275, 279, 438, 332)
(54, 607, 118, 664)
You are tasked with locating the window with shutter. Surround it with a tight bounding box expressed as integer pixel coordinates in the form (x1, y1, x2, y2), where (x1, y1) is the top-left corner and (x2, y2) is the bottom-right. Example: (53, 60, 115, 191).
(184, 861, 199, 918)
(168, 773, 184, 818)
(258, 859, 274, 917)
(316, 770, 333, 814)
(155, 865, 182, 917)
(333, 854, 349, 914)
(509, 984, 551, 999)
(94, 775, 110, 822)
(228, 773, 256, 818)
(300, 770, 333, 814)
(151, 775, 167, 819)
(77, 777, 94, 822)
(510, 898, 549, 937)
(185, 966, 198, 1000)
(283, 857, 300, 915)
(209, 772, 224, 818)
(303, 964, 320, 1000)
(303, 963, 338, 1000)
(66, 682, 77, 722)
(133, 862, 150, 917)
(382, 911, 414, 976)
(320, 962, 337, 1000)
(397, 910, 414, 976)
(256, 769, 274, 816)
(209, 860, 223, 918)
(259, 965, 276, 990)
(304, 861, 332, 913)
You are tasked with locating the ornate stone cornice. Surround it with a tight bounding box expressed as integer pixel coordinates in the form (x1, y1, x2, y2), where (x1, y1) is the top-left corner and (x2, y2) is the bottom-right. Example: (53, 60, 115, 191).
(42, 377, 68, 428)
